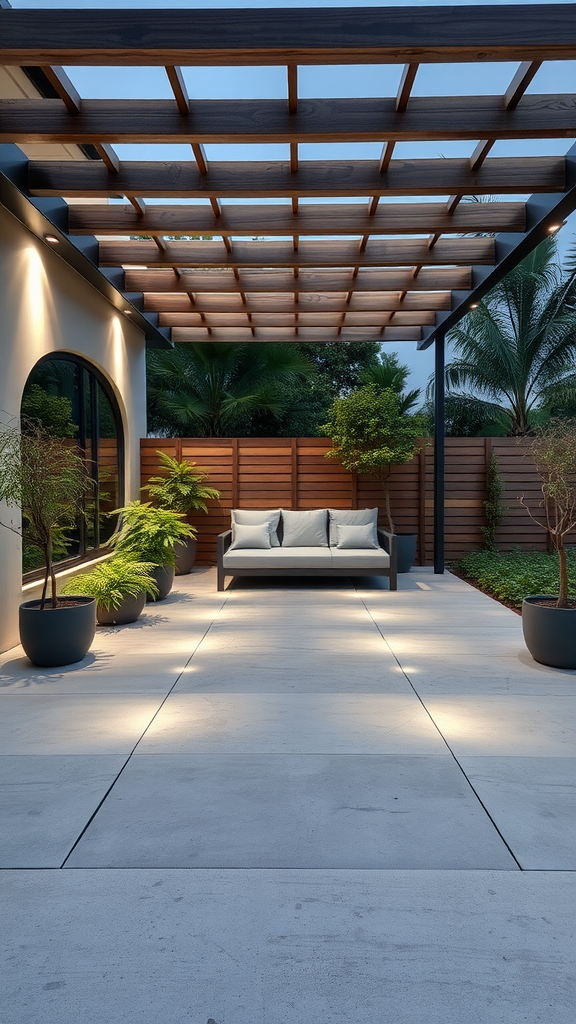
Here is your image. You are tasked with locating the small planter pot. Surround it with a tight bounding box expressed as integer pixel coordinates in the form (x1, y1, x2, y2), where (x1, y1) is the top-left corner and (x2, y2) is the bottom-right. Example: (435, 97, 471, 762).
(147, 564, 175, 602)
(175, 536, 197, 576)
(395, 533, 417, 574)
(522, 596, 576, 670)
(96, 591, 146, 626)
(19, 596, 96, 667)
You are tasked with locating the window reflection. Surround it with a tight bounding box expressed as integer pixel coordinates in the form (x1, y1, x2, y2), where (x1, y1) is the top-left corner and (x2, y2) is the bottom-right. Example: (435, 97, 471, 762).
(21, 355, 124, 576)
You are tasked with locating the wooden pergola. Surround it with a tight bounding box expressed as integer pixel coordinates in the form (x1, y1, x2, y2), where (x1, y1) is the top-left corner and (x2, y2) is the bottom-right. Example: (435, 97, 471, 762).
(1, 3, 576, 569)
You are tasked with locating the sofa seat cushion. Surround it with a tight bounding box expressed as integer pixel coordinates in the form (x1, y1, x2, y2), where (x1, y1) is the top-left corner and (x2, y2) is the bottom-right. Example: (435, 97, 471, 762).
(223, 546, 333, 570)
(330, 547, 390, 569)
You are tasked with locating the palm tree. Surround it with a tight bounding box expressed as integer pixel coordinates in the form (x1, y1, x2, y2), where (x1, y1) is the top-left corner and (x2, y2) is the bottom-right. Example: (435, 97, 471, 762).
(442, 237, 576, 436)
(360, 352, 421, 414)
(147, 342, 314, 437)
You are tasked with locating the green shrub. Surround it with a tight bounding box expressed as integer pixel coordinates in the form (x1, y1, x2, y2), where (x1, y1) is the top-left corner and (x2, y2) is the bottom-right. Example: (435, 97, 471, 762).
(454, 549, 576, 608)
(109, 501, 194, 568)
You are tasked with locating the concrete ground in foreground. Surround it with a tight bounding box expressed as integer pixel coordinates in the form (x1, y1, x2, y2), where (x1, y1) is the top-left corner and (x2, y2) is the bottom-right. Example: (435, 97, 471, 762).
(1, 568, 575, 1024)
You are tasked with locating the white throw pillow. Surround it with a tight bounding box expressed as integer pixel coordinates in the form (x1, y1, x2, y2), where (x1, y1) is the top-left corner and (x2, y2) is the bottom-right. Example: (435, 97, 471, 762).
(336, 523, 379, 550)
(232, 508, 281, 546)
(328, 508, 378, 547)
(228, 521, 273, 550)
(280, 508, 328, 547)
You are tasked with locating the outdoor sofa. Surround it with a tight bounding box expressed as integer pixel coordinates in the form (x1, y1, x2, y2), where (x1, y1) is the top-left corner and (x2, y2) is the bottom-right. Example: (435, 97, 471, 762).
(217, 507, 397, 591)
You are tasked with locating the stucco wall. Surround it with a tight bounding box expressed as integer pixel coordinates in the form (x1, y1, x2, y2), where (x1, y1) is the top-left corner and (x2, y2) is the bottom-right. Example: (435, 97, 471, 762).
(0, 204, 147, 653)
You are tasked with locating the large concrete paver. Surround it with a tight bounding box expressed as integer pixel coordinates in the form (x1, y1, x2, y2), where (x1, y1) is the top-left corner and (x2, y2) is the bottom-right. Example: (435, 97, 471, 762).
(2, 868, 574, 1024)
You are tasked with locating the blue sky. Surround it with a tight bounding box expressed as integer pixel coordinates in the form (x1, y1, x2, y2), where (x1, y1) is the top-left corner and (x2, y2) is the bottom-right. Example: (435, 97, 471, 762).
(8, 0, 576, 389)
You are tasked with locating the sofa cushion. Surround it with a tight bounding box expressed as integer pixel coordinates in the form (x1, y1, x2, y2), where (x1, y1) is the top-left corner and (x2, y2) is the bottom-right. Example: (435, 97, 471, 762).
(328, 508, 378, 546)
(336, 523, 379, 549)
(281, 508, 328, 547)
(232, 508, 281, 546)
(228, 521, 273, 550)
(330, 548, 390, 569)
(223, 546, 333, 570)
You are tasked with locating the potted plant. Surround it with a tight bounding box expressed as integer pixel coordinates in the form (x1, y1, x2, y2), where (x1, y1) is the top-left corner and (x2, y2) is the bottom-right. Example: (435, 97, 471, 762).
(143, 451, 220, 574)
(519, 419, 576, 669)
(322, 384, 425, 572)
(108, 500, 195, 599)
(0, 420, 95, 666)
(62, 555, 159, 625)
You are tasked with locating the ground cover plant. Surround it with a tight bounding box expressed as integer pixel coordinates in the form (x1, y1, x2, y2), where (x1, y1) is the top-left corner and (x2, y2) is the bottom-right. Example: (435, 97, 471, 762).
(453, 549, 576, 610)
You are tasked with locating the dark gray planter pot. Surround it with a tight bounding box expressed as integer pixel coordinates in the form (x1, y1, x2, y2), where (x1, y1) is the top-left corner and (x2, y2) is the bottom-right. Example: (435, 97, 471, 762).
(147, 564, 175, 602)
(96, 591, 146, 626)
(175, 536, 197, 576)
(396, 533, 417, 574)
(19, 596, 96, 667)
(522, 596, 576, 670)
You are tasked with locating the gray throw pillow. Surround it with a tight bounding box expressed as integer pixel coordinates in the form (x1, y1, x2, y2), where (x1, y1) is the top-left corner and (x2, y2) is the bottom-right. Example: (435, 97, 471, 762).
(328, 508, 378, 547)
(336, 523, 379, 550)
(281, 508, 328, 547)
(228, 521, 273, 550)
(232, 508, 281, 546)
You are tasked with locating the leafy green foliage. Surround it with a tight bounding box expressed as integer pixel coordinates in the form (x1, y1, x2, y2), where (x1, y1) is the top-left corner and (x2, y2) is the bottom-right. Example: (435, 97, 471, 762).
(442, 237, 576, 436)
(360, 352, 421, 414)
(143, 451, 220, 515)
(520, 419, 576, 606)
(20, 384, 76, 438)
(62, 556, 159, 609)
(481, 451, 504, 552)
(321, 384, 425, 533)
(108, 501, 194, 568)
(0, 421, 89, 608)
(146, 342, 314, 437)
(455, 549, 576, 609)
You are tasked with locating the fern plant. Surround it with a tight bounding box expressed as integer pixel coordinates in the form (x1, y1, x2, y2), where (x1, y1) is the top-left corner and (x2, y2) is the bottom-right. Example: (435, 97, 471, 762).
(63, 556, 159, 609)
(144, 451, 220, 516)
(108, 501, 194, 568)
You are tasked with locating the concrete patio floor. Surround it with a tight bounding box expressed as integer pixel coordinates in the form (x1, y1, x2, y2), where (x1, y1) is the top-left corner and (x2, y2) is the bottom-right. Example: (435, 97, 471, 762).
(1, 567, 575, 1023)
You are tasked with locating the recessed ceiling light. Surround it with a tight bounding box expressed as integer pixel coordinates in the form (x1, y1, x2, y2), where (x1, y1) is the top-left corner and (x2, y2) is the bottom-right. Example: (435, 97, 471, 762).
(470, 303, 478, 309)
(547, 224, 561, 233)
(43, 233, 60, 244)
(122, 264, 148, 270)
(123, 309, 133, 315)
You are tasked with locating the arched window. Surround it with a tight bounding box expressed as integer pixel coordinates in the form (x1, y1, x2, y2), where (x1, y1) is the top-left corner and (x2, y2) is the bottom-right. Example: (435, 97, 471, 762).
(21, 354, 124, 577)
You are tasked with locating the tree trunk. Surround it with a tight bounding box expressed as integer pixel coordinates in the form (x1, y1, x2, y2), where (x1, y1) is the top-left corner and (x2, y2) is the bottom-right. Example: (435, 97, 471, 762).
(557, 545, 569, 608)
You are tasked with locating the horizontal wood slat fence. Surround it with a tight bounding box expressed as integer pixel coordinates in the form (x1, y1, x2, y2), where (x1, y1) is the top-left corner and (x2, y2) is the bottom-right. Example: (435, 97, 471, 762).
(141, 437, 573, 566)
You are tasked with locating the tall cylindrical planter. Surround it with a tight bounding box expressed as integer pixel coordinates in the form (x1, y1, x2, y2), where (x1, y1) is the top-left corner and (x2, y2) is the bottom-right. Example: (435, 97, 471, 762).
(396, 533, 417, 574)
(522, 596, 576, 670)
(96, 592, 146, 626)
(19, 596, 96, 667)
(147, 564, 175, 602)
(175, 536, 197, 576)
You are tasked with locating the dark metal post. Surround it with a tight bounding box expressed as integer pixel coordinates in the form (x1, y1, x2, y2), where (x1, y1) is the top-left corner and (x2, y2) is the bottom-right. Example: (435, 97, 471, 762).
(434, 334, 445, 574)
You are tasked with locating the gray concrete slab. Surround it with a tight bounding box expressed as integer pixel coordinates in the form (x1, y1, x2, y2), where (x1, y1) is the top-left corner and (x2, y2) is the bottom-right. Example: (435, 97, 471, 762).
(173, 648, 411, 693)
(398, 650, 576, 695)
(3, 869, 574, 1024)
(0, 755, 126, 868)
(0, 651, 192, 694)
(135, 693, 448, 755)
(0, 695, 163, 754)
(458, 756, 576, 870)
(424, 696, 576, 756)
(65, 753, 516, 869)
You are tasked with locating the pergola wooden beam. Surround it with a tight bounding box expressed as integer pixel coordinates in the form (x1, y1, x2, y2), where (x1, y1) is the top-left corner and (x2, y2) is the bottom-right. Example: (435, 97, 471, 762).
(2, 6, 575, 65)
(28, 157, 565, 198)
(67, 200, 527, 237)
(124, 267, 472, 293)
(143, 292, 452, 313)
(100, 236, 495, 269)
(5, 94, 575, 143)
(170, 327, 422, 343)
(159, 311, 435, 328)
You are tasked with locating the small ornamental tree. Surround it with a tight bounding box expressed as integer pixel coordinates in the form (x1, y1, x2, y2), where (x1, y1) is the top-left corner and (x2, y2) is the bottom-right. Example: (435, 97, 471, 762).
(520, 419, 576, 608)
(322, 384, 425, 534)
(0, 421, 88, 609)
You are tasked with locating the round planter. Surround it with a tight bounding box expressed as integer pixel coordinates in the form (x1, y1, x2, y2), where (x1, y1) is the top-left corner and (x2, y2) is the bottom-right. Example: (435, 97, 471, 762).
(147, 564, 175, 602)
(96, 591, 146, 626)
(396, 533, 417, 574)
(19, 596, 96, 667)
(522, 596, 576, 670)
(175, 536, 197, 576)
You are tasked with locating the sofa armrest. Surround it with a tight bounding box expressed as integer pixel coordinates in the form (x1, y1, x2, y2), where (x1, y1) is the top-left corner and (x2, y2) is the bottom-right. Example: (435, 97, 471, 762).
(378, 529, 398, 590)
(217, 529, 232, 560)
